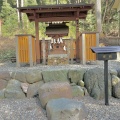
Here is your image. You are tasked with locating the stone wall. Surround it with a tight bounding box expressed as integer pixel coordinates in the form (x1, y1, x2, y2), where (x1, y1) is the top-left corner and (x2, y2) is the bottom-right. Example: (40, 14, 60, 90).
(0, 67, 120, 100)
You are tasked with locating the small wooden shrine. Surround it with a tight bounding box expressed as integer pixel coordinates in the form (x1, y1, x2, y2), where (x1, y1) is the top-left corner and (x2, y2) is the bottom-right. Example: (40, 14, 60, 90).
(18, 3, 93, 64)
(45, 22, 68, 65)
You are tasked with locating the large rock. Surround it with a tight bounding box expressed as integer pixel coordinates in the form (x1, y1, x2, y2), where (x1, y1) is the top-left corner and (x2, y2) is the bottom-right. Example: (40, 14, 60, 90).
(42, 70, 68, 83)
(68, 69, 86, 84)
(38, 81, 72, 108)
(4, 79, 26, 99)
(0, 79, 8, 90)
(0, 89, 5, 99)
(46, 98, 88, 120)
(0, 71, 10, 81)
(112, 75, 120, 98)
(26, 70, 42, 84)
(27, 81, 44, 98)
(84, 68, 112, 100)
(71, 85, 84, 97)
(10, 71, 27, 83)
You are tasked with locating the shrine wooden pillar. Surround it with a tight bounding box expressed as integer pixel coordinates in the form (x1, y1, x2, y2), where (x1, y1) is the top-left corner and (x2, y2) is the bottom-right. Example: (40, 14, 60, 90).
(76, 19, 80, 62)
(35, 19, 40, 64)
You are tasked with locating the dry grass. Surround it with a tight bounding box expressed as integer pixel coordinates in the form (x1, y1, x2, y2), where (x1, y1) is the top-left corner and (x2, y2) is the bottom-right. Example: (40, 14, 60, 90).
(0, 37, 16, 62)
(0, 37, 15, 50)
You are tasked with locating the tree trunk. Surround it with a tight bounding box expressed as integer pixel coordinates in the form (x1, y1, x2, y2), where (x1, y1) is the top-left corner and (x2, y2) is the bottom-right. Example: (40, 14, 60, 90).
(118, 11, 120, 37)
(102, 0, 108, 24)
(0, 20, 2, 36)
(95, 0, 102, 33)
(17, 0, 20, 22)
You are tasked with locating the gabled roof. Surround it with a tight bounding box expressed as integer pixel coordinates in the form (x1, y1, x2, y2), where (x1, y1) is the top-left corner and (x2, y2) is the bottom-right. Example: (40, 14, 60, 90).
(18, 3, 94, 22)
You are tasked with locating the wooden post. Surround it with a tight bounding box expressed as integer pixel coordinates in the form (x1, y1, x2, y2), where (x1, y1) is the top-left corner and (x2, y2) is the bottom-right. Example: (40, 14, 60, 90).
(96, 33, 99, 64)
(29, 36, 33, 67)
(42, 38, 46, 65)
(96, 0, 102, 32)
(48, 40, 51, 54)
(67, 40, 70, 64)
(16, 36, 20, 67)
(81, 34, 86, 65)
(76, 19, 79, 62)
(70, 37, 74, 64)
(96, 33, 99, 47)
(35, 19, 40, 64)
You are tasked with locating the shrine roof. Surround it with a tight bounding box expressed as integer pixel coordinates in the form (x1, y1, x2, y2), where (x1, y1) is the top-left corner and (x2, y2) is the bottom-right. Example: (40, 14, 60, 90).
(18, 3, 94, 22)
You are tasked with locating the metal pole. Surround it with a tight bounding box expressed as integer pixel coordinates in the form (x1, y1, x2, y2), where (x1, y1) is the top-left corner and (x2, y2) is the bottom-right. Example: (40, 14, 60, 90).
(104, 60, 109, 105)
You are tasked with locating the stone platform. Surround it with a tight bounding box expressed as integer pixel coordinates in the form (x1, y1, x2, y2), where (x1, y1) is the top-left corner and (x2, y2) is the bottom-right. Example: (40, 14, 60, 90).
(47, 54, 68, 65)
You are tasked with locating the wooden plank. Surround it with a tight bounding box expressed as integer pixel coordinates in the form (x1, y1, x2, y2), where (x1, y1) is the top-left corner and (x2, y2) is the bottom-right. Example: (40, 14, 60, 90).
(70, 37, 73, 64)
(29, 36, 33, 67)
(66, 40, 70, 63)
(16, 36, 20, 67)
(32, 37, 36, 64)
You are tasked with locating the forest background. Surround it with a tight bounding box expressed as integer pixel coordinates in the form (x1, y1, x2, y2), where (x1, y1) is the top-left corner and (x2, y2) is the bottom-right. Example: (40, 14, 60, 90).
(0, 0, 118, 62)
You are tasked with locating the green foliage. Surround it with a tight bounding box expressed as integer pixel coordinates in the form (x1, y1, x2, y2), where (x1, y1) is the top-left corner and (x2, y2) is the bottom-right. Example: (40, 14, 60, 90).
(67, 22, 76, 38)
(27, 0, 37, 5)
(0, 2, 18, 37)
(0, 0, 119, 38)
(84, 11, 96, 32)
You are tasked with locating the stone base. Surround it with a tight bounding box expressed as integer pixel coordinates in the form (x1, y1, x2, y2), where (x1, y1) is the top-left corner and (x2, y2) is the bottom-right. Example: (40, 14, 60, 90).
(47, 54, 68, 65)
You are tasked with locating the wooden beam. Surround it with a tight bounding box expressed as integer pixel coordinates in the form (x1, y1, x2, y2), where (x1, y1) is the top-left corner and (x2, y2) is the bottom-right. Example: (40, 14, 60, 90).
(29, 16, 86, 22)
(35, 8, 91, 13)
(39, 17, 76, 22)
(35, 19, 40, 64)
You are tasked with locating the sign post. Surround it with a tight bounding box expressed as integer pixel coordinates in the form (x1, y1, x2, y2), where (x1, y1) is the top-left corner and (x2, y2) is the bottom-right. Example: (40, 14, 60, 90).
(104, 59, 109, 105)
(91, 46, 120, 105)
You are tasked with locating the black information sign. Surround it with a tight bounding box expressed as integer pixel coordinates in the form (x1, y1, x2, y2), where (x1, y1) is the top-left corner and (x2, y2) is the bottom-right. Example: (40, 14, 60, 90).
(91, 46, 120, 105)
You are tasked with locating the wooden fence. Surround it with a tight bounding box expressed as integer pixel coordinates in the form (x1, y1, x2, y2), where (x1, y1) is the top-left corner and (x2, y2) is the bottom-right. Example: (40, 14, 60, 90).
(15, 32, 99, 66)
(16, 34, 36, 67)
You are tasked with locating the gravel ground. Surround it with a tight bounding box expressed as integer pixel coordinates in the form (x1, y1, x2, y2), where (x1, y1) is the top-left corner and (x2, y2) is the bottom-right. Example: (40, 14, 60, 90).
(0, 97, 47, 120)
(77, 96, 120, 120)
(0, 60, 120, 72)
(0, 61, 120, 120)
(0, 96, 120, 120)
